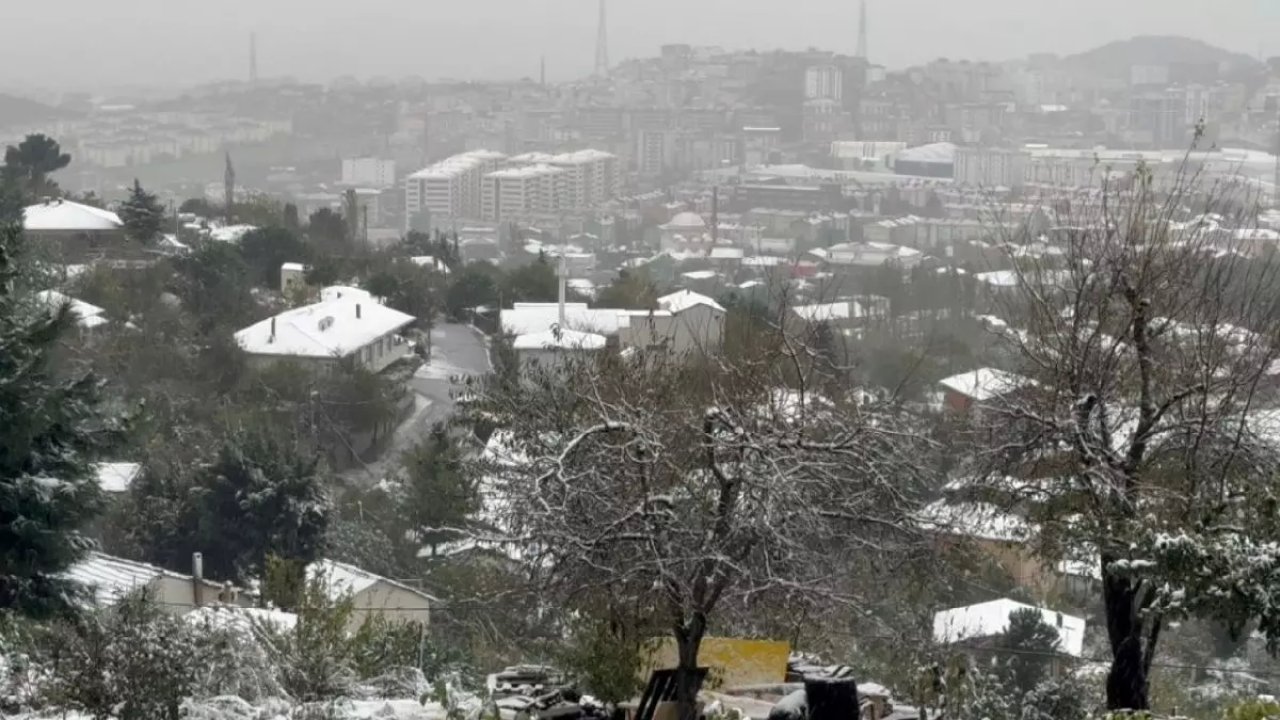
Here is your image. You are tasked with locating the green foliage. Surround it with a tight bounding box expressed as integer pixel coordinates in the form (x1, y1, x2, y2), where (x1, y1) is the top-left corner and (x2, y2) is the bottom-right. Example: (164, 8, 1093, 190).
(308, 207, 349, 251)
(259, 570, 356, 701)
(501, 255, 559, 304)
(1225, 699, 1280, 720)
(262, 554, 309, 611)
(0, 178, 121, 618)
(240, 226, 309, 288)
(400, 426, 478, 557)
(42, 593, 198, 720)
(171, 242, 259, 333)
(3, 134, 70, 199)
(558, 616, 652, 704)
(118, 179, 166, 244)
(998, 608, 1063, 695)
(191, 430, 330, 583)
(445, 263, 500, 320)
(365, 260, 442, 327)
(595, 268, 659, 310)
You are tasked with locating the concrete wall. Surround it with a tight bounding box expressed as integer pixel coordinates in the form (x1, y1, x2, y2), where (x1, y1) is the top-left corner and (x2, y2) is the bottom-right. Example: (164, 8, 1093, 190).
(350, 582, 432, 632)
(623, 305, 725, 355)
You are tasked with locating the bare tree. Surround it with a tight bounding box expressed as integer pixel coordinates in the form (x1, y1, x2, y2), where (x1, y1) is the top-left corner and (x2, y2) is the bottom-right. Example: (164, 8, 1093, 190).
(970, 142, 1280, 710)
(464, 327, 934, 720)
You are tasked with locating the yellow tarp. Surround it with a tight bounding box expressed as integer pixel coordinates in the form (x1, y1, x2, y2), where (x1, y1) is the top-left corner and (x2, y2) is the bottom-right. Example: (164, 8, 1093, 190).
(644, 637, 790, 690)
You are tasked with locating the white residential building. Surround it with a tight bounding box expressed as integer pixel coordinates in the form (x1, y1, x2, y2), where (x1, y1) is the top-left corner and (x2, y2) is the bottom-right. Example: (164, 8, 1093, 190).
(508, 150, 621, 208)
(404, 150, 507, 230)
(482, 164, 567, 221)
(309, 559, 436, 631)
(341, 157, 397, 189)
(234, 294, 415, 373)
(933, 598, 1086, 658)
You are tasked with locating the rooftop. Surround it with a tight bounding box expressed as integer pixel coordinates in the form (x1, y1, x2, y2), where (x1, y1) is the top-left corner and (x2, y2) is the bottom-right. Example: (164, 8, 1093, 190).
(933, 598, 1086, 657)
(24, 199, 121, 232)
(308, 558, 437, 604)
(95, 462, 142, 493)
(64, 552, 190, 607)
(513, 328, 608, 351)
(657, 289, 725, 314)
(938, 368, 1031, 402)
(235, 297, 414, 359)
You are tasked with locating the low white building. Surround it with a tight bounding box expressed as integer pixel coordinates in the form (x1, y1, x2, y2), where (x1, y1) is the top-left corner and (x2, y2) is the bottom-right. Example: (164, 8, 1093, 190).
(66, 552, 238, 612)
(933, 598, 1086, 658)
(512, 327, 608, 371)
(234, 296, 415, 373)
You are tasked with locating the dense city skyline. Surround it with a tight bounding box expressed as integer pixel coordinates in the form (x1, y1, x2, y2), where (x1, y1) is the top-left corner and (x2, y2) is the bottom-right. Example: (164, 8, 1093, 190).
(3, 0, 1278, 92)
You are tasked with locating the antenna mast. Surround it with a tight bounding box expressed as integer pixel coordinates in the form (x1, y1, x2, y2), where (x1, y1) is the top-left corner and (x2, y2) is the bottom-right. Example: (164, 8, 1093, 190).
(594, 0, 610, 78)
(855, 0, 868, 60)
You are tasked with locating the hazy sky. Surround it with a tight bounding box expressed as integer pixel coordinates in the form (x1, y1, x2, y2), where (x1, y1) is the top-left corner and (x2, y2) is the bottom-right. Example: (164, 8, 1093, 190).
(5, 0, 1280, 92)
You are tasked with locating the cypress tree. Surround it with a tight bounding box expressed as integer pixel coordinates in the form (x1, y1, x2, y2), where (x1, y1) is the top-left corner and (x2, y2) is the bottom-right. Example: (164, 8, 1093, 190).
(0, 179, 122, 617)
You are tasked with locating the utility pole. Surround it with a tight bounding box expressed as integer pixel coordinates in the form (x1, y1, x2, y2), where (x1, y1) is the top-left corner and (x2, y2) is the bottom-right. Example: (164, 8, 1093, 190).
(250, 32, 259, 84)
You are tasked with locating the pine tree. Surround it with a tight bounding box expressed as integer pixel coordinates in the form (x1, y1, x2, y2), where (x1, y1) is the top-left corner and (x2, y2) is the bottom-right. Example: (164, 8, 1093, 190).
(0, 179, 121, 617)
(118, 179, 165, 244)
(399, 426, 477, 558)
(192, 430, 330, 583)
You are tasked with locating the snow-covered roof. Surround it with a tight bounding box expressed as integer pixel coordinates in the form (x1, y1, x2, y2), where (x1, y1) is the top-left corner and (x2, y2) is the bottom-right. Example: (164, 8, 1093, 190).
(710, 247, 745, 260)
(234, 298, 415, 360)
(408, 256, 451, 274)
(664, 211, 707, 231)
(23, 200, 122, 232)
(319, 285, 375, 303)
(791, 301, 863, 323)
(281, 262, 306, 272)
(95, 462, 142, 493)
(513, 328, 608, 351)
(939, 368, 1031, 402)
(35, 290, 107, 328)
(65, 552, 191, 607)
(657, 289, 725, 313)
(185, 605, 297, 632)
(208, 224, 257, 243)
(918, 500, 1031, 543)
(308, 559, 437, 604)
(502, 303, 626, 337)
(897, 142, 956, 165)
(933, 598, 1086, 657)
(681, 270, 718, 281)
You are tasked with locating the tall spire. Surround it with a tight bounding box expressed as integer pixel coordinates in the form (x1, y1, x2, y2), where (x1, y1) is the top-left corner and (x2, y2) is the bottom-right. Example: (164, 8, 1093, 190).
(594, 0, 610, 78)
(855, 0, 868, 60)
(250, 32, 259, 84)
(224, 152, 236, 224)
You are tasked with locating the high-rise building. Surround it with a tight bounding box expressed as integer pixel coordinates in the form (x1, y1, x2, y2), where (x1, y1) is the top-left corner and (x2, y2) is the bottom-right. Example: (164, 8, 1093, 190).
(482, 164, 567, 222)
(342, 158, 397, 189)
(508, 150, 622, 209)
(404, 150, 506, 230)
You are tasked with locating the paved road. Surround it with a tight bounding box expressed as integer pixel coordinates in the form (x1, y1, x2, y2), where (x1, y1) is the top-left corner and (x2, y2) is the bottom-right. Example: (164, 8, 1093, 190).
(341, 322, 491, 487)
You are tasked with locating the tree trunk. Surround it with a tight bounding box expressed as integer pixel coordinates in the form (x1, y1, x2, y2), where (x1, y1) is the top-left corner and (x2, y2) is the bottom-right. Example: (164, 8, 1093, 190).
(674, 617, 706, 720)
(1103, 560, 1149, 711)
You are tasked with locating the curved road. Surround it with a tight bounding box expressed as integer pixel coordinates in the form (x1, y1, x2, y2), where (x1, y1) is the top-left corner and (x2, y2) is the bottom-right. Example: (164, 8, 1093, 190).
(341, 322, 491, 487)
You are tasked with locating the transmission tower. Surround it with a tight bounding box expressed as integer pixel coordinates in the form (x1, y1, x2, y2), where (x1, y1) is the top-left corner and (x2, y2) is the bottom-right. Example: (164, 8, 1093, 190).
(594, 0, 610, 78)
(855, 0, 868, 60)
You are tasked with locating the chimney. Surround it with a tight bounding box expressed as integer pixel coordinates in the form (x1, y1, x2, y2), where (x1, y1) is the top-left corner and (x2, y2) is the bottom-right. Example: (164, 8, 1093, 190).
(192, 552, 204, 607)
(269, 316, 276, 343)
(356, 303, 362, 319)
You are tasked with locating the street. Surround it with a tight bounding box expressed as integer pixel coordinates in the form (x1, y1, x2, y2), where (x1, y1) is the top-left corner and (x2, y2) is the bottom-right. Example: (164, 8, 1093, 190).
(340, 322, 491, 487)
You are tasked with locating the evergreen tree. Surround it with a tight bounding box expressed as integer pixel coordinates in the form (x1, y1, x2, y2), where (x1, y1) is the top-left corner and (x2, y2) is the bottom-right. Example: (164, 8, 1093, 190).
(118, 179, 165, 244)
(3, 134, 71, 200)
(239, 226, 308, 288)
(192, 430, 330, 583)
(997, 608, 1064, 695)
(399, 426, 477, 558)
(0, 179, 121, 617)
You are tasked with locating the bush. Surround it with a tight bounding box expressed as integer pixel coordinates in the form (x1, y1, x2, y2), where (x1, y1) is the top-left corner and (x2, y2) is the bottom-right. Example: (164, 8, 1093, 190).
(258, 570, 357, 701)
(42, 593, 197, 720)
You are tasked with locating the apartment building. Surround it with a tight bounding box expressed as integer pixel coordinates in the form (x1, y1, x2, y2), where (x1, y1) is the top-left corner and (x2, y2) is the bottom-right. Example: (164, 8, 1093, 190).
(481, 164, 567, 222)
(404, 150, 507, 230)
(508, 150, 621, 209)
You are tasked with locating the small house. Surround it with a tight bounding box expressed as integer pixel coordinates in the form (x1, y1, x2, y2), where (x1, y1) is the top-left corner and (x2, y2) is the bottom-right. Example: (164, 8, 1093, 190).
(309, 559, 436, 632)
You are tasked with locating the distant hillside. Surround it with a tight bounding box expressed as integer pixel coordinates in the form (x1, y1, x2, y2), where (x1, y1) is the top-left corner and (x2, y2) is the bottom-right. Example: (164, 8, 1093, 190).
(0, 93, 78, 127)
(1064, 35, 1261, 77)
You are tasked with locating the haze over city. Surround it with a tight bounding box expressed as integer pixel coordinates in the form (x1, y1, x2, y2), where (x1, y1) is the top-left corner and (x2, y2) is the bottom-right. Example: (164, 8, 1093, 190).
(3, 0, 1280, 90)
(10, 1, 1280, 719)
